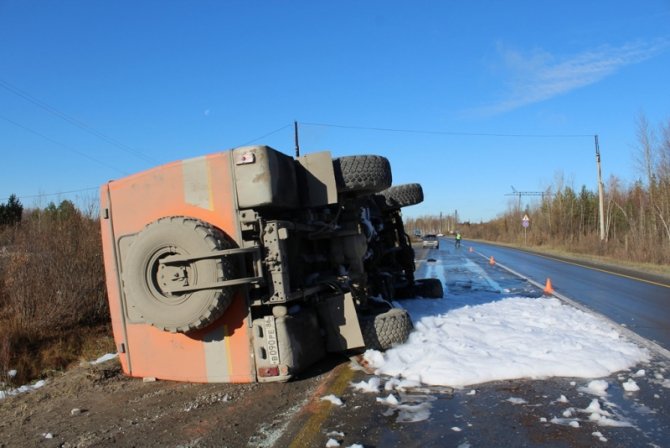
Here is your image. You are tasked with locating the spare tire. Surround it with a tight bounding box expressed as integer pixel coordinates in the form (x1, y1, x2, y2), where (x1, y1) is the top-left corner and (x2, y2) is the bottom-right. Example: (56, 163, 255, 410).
(123, 217, 236, 333)
(377, 183, 424, 209)
(359, 307, 413, 351)
(333, 155, 392, 194)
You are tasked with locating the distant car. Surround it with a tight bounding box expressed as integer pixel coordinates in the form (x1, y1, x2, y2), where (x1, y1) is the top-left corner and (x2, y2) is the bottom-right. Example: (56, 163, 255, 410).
(422, 234, 439, 249)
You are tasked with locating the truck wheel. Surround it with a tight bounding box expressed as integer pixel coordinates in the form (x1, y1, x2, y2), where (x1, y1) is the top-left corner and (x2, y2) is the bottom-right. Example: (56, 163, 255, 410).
(333, 155, 392, 194)
(415, 278, 443, 299)
(123, 217, 236, 333)
(359, 308, 413, 351)
(377, 183, 424, 209)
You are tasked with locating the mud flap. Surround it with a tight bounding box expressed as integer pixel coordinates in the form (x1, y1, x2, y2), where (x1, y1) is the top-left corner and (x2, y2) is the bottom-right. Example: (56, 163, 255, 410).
(316, 292, 366, 352)
(252, 308, 325, 382)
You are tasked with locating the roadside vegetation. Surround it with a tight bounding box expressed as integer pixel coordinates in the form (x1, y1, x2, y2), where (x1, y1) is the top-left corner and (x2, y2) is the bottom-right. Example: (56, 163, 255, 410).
(407, 115, 670, 269)
(0, 198, 113, 386)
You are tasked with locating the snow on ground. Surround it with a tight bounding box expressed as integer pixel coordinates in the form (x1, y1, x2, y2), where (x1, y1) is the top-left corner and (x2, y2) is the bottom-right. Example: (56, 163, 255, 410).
(0, 378, 47, 400)
(350, 370, 644, 428)
(364, 296, 649, 388)
(579, 379, 610, 397)
(1, 352, 118, 401)
(320, 394, 344, 406)
(622, 378, 641, 392)
(350, 377, 381, 393)
(347, 249, 665, 435)
(91, 353, 118, 365)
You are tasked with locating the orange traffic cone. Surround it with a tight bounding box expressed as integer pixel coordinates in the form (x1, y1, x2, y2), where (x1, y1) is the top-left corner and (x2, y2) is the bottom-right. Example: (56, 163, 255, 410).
(489, 256, 495, 265)
(544, 278, 554, 295)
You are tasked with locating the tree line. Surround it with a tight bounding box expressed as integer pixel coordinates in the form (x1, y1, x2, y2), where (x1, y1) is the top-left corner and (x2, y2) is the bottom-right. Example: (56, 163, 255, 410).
(407, 115, 670, 266)
(0, 194, 23, 226)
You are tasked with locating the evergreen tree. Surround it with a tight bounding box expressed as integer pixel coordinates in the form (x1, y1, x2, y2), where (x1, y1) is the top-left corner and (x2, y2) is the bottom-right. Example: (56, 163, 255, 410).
(0, 194, 23, 225)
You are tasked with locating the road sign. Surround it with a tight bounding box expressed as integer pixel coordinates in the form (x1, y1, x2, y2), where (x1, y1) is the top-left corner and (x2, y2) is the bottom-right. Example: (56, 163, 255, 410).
(521, 214, 530, 245)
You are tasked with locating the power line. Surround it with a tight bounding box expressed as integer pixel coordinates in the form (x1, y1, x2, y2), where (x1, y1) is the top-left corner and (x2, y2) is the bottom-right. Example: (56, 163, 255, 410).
(2, 125, 298, 203)
(301, 121, 594, 139)
(237, 123, 293, 146)
(0, 113, 128, 175)
(3, 187, 99, 202)
(2, 123, 302, 202)
(0, 78, 158, 164)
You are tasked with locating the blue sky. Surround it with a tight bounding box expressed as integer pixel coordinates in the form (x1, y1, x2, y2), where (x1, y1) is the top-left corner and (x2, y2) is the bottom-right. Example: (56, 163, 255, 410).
(1, 1, 669, 222)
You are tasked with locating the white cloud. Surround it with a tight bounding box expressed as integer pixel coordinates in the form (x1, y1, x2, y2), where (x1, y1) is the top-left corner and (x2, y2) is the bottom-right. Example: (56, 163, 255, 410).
(476, 39, 669, 115)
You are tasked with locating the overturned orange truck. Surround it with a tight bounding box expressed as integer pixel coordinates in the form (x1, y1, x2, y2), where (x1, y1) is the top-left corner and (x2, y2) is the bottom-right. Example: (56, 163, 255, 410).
(100, 145, 440, 383)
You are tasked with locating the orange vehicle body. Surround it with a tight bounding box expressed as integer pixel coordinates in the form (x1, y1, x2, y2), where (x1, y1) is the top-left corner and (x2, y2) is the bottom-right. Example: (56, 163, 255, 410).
(100, 145, 422, 384)
(100, 152, 255, 383)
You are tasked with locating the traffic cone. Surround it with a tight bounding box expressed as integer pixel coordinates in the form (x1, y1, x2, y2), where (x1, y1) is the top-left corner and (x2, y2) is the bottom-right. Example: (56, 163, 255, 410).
(489, 256, 495, 265)
(544, 278, 554, 295)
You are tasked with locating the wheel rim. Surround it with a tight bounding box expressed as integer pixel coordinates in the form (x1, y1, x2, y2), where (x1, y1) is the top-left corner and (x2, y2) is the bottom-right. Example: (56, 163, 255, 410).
(145, 245, 194, 306)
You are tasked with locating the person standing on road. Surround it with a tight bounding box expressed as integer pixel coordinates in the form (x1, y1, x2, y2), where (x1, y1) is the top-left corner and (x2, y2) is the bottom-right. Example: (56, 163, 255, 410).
(455, 231, 462, 248)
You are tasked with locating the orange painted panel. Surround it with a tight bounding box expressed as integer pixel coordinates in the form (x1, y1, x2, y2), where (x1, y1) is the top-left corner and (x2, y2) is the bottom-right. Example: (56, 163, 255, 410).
(125, 323, 209, 381)
(99, 186, 130, 374)
(101, 151, 255, 383)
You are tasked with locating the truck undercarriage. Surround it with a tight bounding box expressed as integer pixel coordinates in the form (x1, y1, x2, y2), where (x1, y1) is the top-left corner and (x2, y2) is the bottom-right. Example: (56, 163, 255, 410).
(100, 145, 442, 383)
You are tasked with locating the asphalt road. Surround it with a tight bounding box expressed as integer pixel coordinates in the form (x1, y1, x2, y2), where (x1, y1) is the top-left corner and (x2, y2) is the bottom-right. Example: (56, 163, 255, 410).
(275, 242, 670, 448)
(461, 239, 670, 351)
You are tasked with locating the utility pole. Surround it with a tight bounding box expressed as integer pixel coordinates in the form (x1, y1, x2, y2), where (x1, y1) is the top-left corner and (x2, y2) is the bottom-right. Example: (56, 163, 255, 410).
(595, 135, 605, 241)
(294, 121, 300, 157)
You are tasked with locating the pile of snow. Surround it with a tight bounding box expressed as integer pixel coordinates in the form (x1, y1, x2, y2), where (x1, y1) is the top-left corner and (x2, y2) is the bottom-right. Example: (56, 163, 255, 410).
(323, 429, 362, 447)
(348, 375, 438, 424)
(550, 381, 634, 429)
(91, 353, 118, 365)
(622, 378, 640, 392)
(351, 377, 381, 393)
(0, 379, 47, 400)
(579, 379, 609, 396)
(320, 394, 344, 406)
(365, 297, 649, 387)
(582, 398, 632, 427)
(1, 352, 118, 401)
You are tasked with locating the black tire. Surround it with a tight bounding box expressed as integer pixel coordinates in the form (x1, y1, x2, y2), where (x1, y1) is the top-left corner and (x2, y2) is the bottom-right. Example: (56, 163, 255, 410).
(123, 217, 236, 333)
(359, 308, 413, 351)
(333, 155, 392, 194)
(377, 183, 424, 209)
(415, 278, 443, 299)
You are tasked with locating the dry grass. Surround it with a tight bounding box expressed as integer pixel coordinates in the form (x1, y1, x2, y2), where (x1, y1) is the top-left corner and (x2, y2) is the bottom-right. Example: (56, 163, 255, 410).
(468, 238, 670, 280)
(0, 321, 115, 385)
(0, 201, 112, 386)
(534, 244, 670, 278)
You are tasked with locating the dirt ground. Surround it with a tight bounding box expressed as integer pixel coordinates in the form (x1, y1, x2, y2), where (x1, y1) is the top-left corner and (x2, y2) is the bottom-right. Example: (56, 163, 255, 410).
(2, 341, 669, 448)
(3, 244, 670, 448)
(0, 355, 346, 448)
